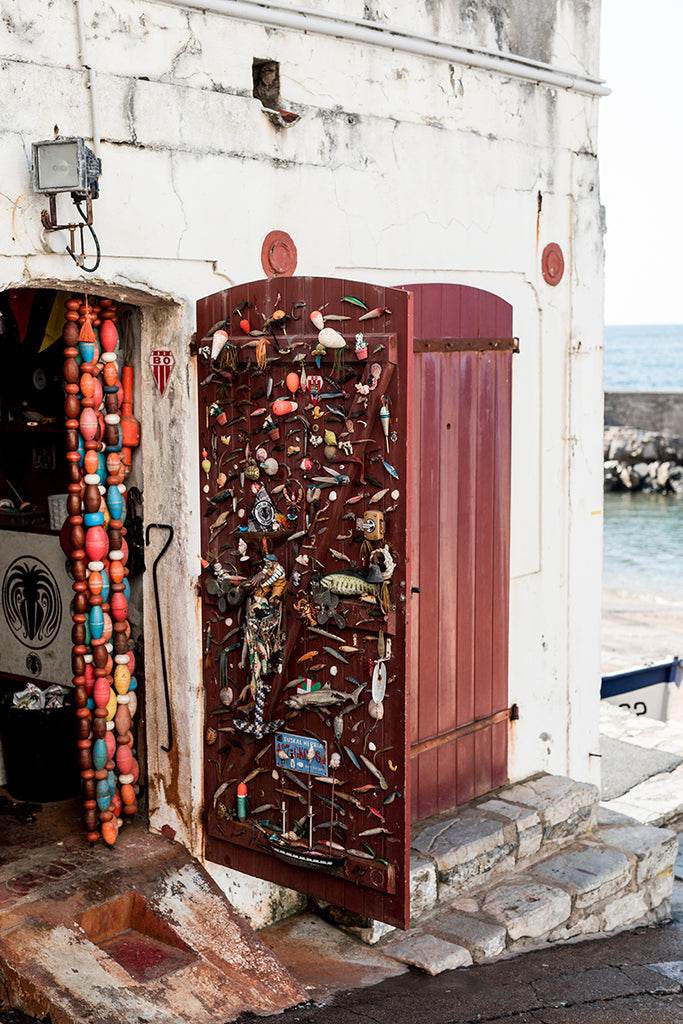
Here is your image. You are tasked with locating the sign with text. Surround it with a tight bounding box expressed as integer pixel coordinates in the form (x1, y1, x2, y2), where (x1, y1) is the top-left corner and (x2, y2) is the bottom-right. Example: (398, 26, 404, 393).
(275, 733, 327, 776)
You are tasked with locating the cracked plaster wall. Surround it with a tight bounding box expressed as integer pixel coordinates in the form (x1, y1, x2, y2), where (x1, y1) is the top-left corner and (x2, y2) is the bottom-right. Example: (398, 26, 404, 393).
(0, 0, 604, 924)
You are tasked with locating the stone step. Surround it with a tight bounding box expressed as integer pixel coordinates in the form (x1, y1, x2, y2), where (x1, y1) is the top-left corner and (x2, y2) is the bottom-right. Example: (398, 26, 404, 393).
(378, 815, 677, 974)
(349, 774, 602, 944)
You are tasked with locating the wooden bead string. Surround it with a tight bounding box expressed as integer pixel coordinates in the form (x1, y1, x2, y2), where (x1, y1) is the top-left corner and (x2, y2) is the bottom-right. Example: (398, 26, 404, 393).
(63, 296, 139, 845)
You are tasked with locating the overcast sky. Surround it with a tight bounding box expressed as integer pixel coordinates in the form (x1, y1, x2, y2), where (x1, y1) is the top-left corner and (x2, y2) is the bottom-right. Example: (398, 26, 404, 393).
(600, 0, 683, 325)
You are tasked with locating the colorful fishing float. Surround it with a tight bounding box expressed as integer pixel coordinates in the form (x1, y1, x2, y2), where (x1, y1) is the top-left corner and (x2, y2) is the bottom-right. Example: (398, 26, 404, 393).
(63, 295, 140, 846)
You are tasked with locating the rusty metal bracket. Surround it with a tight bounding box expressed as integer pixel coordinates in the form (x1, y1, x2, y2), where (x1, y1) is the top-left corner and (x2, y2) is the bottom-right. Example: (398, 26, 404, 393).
(146, 523, 175, 753)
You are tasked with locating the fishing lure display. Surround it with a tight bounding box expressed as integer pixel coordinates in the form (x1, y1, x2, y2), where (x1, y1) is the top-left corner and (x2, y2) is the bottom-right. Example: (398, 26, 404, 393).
(197, 281, 407, 909)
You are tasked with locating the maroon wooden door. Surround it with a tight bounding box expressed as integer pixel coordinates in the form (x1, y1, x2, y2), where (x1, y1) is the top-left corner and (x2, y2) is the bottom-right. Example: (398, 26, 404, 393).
(402, 283, 516, 822)
(196, 278, 413, 928)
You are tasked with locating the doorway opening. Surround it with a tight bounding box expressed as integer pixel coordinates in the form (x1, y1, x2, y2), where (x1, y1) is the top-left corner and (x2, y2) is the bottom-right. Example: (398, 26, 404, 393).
(0, 287, 146, 847)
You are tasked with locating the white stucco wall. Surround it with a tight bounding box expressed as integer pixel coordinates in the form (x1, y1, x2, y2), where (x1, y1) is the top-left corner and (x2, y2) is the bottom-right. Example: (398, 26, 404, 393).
(0, 0, 605, 922)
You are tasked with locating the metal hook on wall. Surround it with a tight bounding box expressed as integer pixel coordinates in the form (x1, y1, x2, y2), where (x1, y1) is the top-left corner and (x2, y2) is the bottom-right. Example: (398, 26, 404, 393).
(145, 523, 174, 753)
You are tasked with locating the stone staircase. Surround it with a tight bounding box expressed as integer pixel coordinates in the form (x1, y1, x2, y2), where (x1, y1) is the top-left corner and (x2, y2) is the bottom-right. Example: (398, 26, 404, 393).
(342, 774, 678, 974)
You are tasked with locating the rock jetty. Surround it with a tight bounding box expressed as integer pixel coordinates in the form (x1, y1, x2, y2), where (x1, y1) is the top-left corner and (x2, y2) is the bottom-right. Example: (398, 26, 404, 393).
(604, 426, 683, 493)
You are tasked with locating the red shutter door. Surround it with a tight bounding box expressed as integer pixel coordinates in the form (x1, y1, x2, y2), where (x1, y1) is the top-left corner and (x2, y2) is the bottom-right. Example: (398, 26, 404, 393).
(402, 283, 515, 822)
(196, 278, 413, 928)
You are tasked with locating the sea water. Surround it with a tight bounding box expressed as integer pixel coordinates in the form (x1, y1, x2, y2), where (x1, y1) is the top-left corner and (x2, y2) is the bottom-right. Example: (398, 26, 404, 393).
(604, 324, 683, 601)
(605, 323, 683, 391)
(603, 491, 683, 601)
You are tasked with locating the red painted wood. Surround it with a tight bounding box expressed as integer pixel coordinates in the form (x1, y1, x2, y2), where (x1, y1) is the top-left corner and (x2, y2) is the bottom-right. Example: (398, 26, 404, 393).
(401, 283, 513, 820)
(197, 278, 412, 929)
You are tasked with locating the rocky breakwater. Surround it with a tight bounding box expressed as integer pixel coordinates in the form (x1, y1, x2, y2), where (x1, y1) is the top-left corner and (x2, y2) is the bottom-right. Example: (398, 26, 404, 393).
(604, 426, 683, 493)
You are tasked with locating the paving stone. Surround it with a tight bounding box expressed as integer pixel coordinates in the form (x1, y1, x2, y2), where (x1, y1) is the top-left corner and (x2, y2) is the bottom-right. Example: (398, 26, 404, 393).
(598, 824, 678, 883)
(601, 763, 683, 827)
(381, 933, 473, 975)
(503, 775, 598, 844)
(411, 816, 458, 852)
(547, 913, 601, 943)
(675, 835, 683, 880)
(531, 845, 632, 909)
(644, 960, 683, 986)
(648, 869, 674, 910)
(601, 891, 650, 932)
(412, 816, 513, 887)
(409, 854, 437, 920)
(597, 805, 638, 827)
(531, 963, 673, 1005)
(482, 881, 571, 939)
(477, 798, 543, 859)
(450, 895, 481, 914)
(429, 910, 507, 961)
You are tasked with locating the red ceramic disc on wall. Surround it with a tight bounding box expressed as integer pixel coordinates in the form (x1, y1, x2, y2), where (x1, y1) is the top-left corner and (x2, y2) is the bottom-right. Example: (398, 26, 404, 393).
(261, 230, 298, 278)
(542, 242, 565, 286)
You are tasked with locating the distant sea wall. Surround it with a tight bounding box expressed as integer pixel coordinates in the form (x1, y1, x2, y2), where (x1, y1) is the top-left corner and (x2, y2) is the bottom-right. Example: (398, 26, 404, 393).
(604, 391, 683, 494)
(605, 392, 683, 434)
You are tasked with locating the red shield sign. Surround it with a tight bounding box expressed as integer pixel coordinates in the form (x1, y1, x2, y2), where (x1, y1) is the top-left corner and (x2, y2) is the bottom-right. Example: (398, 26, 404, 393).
(150, 350, 175, 396)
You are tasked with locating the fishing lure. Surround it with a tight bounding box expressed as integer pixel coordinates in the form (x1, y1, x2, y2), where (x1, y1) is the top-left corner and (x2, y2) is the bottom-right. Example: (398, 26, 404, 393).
(358, 306, 391, 321)
(298, 650, 319, 662)
(323, 646, 350, 664)
(360, 754, 388, 790)
(344, 746, 361, 770)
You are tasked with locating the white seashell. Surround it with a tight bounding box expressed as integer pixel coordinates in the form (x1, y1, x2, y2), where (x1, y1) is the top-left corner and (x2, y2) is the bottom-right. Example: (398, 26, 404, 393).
(262, 457, 279, 476)
(330, 665, 338, 676)
(368, 699, 384, 720)
(329, 490, 337, 501)
(391, 489, 400, 500)
(318, 327, 346, 349)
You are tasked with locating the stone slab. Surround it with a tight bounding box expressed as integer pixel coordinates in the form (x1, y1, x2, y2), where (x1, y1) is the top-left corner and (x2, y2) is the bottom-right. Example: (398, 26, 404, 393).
(409, 854, 437, 921)
(531, 845, 632, 909)
(482, 881, 571, 940)
(600, 763, 683, 827)
(645, 961, 683, 986)
(600, 736, 683, 802)
(381, 933, 473, 975)
(429, 910, 507, 961)
(596, 805, 638, 828)
(412, 816, 512, 886)
(258, 913, 407, 1000)
(476, 798, 543, 859)
(601, 891, 650, 932)
(502, 775, 598, 842)
(598, 824, 678, 883)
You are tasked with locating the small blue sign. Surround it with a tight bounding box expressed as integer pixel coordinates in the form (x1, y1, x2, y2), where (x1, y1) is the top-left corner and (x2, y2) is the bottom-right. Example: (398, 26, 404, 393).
(275, 732, 328, 776)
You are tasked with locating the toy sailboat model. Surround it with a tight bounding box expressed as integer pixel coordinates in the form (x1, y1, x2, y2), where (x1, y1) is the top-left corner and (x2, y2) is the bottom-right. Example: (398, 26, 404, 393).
(267, 733, 346, 871)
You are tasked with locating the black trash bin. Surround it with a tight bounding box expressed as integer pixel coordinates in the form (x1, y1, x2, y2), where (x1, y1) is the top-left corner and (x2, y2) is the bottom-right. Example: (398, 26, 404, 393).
(0, 692, 80, 802)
